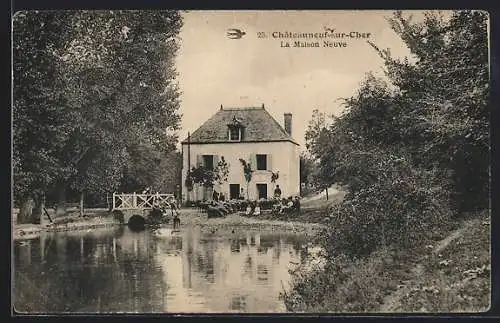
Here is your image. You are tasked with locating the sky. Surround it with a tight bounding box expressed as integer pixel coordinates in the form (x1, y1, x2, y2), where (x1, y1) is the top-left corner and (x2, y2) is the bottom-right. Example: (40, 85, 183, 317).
(175, 10, 451, 150)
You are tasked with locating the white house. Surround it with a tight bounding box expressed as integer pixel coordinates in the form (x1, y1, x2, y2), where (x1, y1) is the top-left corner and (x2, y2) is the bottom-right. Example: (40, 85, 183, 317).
(181, 105, 300, 202)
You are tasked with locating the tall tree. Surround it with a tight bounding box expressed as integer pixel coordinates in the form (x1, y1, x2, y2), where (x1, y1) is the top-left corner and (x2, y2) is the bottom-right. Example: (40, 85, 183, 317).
(304, 109, 335, 191)
(304, 10, 489, 257)
(13, 11, 184, 221)
(370, 10, 489, 211)
(239, 159, 253, 200)
(152, 150, 183, 195)
(13, 11, 77, 222)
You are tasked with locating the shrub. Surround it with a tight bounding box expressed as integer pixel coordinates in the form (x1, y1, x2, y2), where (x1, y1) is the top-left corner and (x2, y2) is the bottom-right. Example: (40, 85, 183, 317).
(282, 249, 401, 312)
(323, 155, 453, 258)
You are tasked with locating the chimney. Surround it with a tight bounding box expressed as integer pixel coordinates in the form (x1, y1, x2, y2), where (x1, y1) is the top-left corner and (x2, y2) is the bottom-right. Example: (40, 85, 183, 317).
(284, 113, 292, 136)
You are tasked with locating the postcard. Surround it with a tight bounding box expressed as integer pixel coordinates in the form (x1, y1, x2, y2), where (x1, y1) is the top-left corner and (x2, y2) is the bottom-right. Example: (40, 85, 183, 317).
(12, 10, 491, 314)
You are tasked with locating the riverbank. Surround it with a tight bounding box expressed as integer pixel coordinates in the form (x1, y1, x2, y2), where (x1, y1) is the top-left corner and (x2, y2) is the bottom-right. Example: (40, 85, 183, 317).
(12, 187, 343, 241)
(282, 210, 491, 313)
(183, 211, 325, 236)
(13, 207, 326, 241)
(13, 212, 119, 240)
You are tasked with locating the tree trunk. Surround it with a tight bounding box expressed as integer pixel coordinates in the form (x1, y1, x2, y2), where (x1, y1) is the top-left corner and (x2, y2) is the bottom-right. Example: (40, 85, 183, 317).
(17, 197, 35, 224)
(325, 188, 329, 200)
(55, 182, 67, 217)
(79, 191, 85, 217)
(381, 221, 386, 248)
(33, 193, 45, 224)
(106, 192, 112, 212)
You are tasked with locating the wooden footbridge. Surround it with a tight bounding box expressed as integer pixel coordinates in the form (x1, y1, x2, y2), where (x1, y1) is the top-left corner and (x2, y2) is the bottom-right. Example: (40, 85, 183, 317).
(112, 193, 176, 224)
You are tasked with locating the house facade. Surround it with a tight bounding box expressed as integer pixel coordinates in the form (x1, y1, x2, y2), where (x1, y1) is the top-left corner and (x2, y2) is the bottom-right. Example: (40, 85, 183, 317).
(181, 105, 300, 202)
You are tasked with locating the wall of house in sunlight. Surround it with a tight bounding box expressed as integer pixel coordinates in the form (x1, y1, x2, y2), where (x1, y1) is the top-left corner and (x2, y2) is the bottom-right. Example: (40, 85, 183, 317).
(181, 141, 300, 202)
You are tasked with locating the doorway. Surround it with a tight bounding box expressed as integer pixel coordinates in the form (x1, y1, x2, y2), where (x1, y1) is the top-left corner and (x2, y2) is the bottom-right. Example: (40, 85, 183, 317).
(229, 184, 240, 200)
(256, 183, 268, 200)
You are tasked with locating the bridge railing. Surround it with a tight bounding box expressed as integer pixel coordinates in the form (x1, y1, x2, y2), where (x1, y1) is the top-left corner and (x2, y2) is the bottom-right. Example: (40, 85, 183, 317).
(112, 193, 175, 211)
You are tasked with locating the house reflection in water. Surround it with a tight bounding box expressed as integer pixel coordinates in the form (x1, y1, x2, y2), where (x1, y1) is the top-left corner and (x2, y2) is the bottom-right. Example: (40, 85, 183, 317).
(14, 225, 306, 313)
(154, 227, 305, 313)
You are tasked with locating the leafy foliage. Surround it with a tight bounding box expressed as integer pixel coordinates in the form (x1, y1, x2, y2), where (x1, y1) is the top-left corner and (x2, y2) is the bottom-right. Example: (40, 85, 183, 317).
(151, 151, 183, 194)
(187, 156, 230, 189)
(271, 171, 279, 183)
(304, 109, 335, 191)
(372, 10, 490, 212)
(214, 156, 230, 185)
(186, 166, 216, 189)
(324, 154, 452, 257)
(239, 158, 254, 199)
(288, 10, 490, 312)
(13, 11, 183, 210)
(305, 10, 489, 257)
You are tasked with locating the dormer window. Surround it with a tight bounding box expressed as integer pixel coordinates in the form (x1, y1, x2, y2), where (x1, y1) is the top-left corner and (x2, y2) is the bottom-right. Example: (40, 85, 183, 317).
(227, 115, 244, 141)
(229, 128, 242, 141)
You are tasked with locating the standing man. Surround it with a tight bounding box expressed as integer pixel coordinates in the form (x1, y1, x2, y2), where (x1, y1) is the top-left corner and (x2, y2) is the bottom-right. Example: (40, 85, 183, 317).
(170, 197, 180, 217)
(294, 196, 301, 215)
(274, 185, 282, 199)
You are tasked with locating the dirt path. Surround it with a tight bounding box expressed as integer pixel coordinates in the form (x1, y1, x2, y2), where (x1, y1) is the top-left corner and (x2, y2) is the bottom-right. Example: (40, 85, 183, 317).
(378, 220, 476, 312)
(432, 220, 475, 255)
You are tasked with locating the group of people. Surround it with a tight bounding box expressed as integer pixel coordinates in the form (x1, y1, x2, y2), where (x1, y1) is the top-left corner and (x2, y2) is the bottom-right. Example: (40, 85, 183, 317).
(212, 190, 227, 202)
(272, 185, 301, 215)
(272, 196, 301, 215)
(162, 184, 301, 221)
(245, 200, 261, 216)
(206, 199, 240, 218)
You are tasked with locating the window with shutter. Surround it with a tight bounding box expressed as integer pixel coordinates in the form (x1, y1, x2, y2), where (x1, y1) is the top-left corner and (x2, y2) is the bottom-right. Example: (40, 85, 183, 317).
(247, 154, 254, 170)
(267, 154, 272, 171)
(196, 155, 203, 167)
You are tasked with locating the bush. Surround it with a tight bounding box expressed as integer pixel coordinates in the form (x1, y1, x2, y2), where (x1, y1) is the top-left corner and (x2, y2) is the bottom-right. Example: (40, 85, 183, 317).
(282, 249, 401, 312)
(323, 155, 453, 258)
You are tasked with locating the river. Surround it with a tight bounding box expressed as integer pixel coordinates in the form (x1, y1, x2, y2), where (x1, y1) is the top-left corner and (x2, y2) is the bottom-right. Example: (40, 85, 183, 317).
(13, 224, 311, 313)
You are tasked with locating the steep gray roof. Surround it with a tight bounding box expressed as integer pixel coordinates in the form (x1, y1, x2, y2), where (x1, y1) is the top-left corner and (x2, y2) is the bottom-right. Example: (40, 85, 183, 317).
(181, 106, 298, 145)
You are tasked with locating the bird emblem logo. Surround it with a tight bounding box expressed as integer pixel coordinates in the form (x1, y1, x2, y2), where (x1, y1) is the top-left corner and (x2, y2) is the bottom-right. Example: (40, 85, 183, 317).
(227, 28, 246, 39)
(324, 26, 335, 33)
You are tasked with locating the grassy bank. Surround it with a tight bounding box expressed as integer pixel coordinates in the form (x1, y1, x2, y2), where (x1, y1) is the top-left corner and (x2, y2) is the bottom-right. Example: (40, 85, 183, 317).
(283, 210, 490, 313)
(13, 211, 119, 240)
(178, 210, 325, 236)
(13, 206, 326, 241)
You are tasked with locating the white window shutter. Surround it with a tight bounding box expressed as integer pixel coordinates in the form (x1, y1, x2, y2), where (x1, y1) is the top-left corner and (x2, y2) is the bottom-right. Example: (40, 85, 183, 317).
(247, 154, 253, 170)
(213, 155, 219, 168)
(197, 155, 203, 167)
(267, 154, 272, 171)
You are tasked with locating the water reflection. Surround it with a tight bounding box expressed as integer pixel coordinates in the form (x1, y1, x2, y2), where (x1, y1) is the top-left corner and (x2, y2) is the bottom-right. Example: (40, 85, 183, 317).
(13, 225, 307, 313)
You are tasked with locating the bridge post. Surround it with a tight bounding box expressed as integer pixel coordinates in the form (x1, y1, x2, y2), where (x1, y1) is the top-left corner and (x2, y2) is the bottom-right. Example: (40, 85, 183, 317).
(112, 192, 116, 210)
(133, 192, 137, 208)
